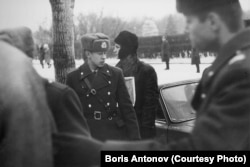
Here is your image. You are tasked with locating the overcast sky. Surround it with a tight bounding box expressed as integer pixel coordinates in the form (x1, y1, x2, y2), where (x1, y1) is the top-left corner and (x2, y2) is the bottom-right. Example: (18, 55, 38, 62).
(0, 0, 250, 31)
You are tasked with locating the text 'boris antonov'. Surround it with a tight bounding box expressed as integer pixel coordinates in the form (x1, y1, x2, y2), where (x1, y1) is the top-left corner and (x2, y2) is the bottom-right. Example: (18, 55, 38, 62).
(104, 154, 246, 164)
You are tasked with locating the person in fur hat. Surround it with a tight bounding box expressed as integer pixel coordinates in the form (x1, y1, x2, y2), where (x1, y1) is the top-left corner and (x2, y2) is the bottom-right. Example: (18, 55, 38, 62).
(114, 30, 159, 139)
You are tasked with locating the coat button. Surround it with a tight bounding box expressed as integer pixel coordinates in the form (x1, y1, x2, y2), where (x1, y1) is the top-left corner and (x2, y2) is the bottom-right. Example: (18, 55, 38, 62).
(107, 91, 111, 95)
(107, 102, 110, 106)
(208, 71, 214, 77)
(107, 70, 110, 73)
(81, 72, 84, 75)
(108, 81, 111, 84)
(201, 93, 206, 99)
(236, 50, 242, 55)
(88, 104, 92, 108)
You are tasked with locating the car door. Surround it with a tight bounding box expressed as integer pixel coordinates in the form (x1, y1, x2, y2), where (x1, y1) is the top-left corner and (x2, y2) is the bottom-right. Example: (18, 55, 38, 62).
(155, 80, 198, 144)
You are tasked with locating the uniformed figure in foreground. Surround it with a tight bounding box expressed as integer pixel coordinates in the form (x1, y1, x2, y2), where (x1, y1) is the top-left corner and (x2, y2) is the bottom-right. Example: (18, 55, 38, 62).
(0, 28, 54, 167)
(103, 0, 250, 150)
(66, 33, 140, 141)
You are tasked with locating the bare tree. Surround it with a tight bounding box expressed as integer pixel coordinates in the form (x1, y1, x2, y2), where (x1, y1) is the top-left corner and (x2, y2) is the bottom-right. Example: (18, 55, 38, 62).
(165, 15, 178, 36)
(33, 26, 52, 44)
(49, 0, 75, 84)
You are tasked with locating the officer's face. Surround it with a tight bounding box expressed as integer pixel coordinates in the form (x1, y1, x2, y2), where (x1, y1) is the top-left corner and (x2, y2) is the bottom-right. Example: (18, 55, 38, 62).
(88, 51, 106, 68)
(185, 15, 218, 51)
(113, 44, 121, 55)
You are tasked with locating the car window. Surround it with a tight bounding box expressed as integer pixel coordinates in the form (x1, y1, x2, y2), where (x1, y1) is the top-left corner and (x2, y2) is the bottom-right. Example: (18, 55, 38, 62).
(160, 83, 197, 122)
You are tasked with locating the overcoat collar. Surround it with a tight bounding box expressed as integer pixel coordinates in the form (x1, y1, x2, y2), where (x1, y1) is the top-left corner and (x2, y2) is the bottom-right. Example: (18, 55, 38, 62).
(78, 63, 111, 80)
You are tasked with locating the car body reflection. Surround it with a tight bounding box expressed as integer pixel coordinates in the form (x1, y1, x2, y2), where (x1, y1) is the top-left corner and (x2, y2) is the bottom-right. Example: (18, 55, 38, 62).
(155, 79, 199, 144)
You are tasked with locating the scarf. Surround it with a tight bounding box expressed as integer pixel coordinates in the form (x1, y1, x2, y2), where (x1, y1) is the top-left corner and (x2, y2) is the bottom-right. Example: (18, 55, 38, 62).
(116, 54, 139, 77)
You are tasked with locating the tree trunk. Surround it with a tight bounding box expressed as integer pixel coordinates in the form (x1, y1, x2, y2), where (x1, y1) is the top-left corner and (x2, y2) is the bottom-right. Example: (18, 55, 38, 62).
(50, 0, 75, 84)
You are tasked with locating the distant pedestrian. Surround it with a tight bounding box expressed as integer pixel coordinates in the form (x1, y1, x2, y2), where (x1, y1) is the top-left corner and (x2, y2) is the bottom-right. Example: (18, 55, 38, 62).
(44, 43, 52, 68)
(191, 48, 200, 73)
(161, 36, 170, 70)
(38, 44, 45, 68)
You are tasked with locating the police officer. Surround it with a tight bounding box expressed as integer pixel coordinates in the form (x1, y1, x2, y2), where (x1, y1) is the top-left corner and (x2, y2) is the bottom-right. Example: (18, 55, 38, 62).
(0, 27, 98, 166)
(103, 0, 250, 150)
(66, 33, 140, 141)
(0, 28, 54, 167)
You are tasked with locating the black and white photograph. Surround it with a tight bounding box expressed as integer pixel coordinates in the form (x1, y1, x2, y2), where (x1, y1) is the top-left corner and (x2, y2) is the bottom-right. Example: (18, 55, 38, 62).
(1, 0, 250, 166)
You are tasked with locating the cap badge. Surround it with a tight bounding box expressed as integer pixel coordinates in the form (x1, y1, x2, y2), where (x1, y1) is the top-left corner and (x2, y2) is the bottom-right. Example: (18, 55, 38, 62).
(101, 42, 107, 48)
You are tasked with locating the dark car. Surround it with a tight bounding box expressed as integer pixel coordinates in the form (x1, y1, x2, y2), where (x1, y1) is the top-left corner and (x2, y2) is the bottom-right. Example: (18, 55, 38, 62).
(155, 79, 199, 144)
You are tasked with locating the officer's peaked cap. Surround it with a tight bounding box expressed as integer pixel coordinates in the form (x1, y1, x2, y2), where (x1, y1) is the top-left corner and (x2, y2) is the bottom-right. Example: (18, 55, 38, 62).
(81, 33, 110, 52)
(176, 0, 240, 14)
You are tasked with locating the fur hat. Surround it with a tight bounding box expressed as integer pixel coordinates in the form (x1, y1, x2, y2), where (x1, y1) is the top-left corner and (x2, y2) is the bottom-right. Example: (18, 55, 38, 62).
(81, 33, 110, 52)
(114, 31, 138, 59)
(0, 27, 34, 58)
(114, 31, 138, 51)
(176, 0, 239, 14)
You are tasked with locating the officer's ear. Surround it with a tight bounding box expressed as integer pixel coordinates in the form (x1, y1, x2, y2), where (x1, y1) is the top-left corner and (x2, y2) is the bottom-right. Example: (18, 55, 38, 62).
(206, 12, 221, 33)
(85, 50, 92, 58)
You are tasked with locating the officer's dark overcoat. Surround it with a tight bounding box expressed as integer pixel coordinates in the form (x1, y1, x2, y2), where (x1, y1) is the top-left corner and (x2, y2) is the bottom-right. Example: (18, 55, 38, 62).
(126, 61, 159, 139)
(66, 63, 140, 141)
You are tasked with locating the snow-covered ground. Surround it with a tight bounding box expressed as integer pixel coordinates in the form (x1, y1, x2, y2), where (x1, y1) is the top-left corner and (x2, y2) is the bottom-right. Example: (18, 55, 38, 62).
(33, 57, 213, 85)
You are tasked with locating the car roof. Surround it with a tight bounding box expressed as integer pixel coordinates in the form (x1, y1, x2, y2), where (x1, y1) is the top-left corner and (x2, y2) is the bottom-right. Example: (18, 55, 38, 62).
(158, 79, 200, 89)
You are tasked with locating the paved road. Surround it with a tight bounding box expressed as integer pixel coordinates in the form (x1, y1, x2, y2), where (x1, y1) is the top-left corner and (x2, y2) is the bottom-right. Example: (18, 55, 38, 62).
(33, 59, 211, 85)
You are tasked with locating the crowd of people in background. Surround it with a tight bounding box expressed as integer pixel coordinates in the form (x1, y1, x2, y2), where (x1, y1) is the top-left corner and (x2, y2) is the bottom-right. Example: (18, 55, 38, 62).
(36, 37, 214, 74)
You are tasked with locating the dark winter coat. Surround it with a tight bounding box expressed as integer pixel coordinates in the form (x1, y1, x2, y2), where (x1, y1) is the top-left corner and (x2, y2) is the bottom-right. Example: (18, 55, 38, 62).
(39, 45, 45, 61)
(103, 28, 250, 150)
(191, 48, 200, 65)
(134, 61, 159, 139)
(117, 59, 159, 139)
(66, 63, 140, 141)
(44, 79, 90, 136)
(44, 79, 100, 167)
(161, 40, 170, 62)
